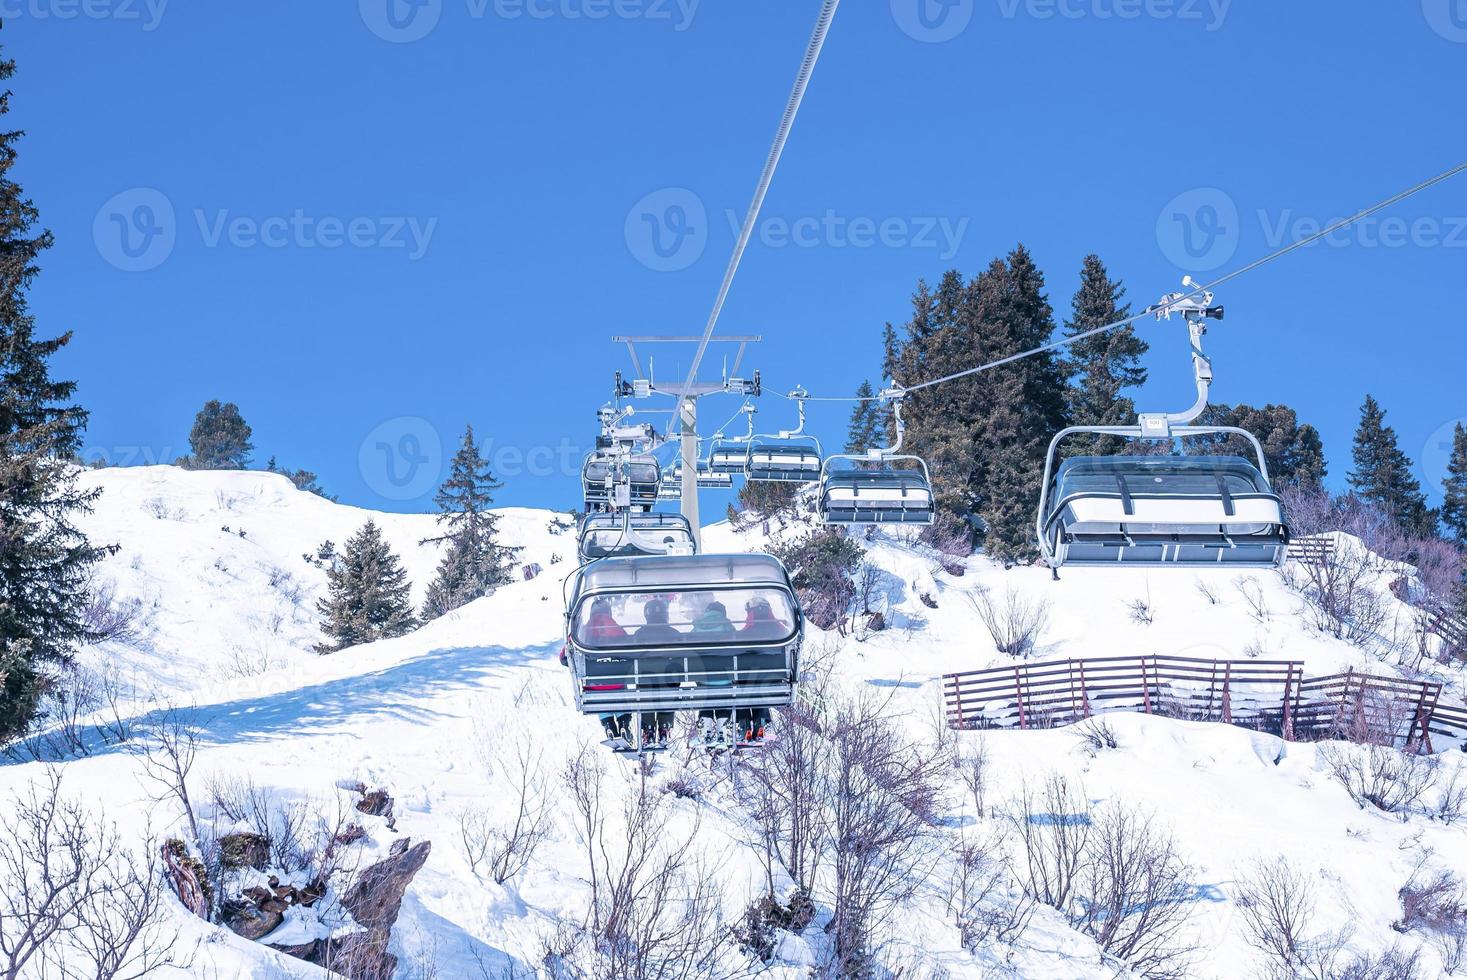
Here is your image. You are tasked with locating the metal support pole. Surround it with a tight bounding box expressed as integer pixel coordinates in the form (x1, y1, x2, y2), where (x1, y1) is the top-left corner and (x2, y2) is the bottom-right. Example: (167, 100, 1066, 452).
(679, 398, 701, 551)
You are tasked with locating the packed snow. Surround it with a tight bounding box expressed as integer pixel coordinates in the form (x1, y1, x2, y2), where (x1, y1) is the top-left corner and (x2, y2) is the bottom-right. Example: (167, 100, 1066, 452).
(2, 465, 1464, 979)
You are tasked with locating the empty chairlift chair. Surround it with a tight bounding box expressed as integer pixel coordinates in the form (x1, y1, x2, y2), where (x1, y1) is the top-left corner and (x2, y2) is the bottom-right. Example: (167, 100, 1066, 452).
(563, 553, 804, 747)
(708, 404, 757, 475)
(696, 459, 734, 489)
(746, 390, 823, 482)
(818, 391, 935, 526)
(1034, 281, 1289, 572)
(577, 512, 697, 563)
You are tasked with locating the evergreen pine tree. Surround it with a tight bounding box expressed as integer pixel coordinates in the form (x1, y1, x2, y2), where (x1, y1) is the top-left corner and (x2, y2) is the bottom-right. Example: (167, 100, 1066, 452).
(1441, 422, 1467, 544)
(1200, 403, 1327, 486)
(1347, 395, 1435, 537)
(421, 425, 517, 620)
(967, 246, 1070, 564)
(316, 520, 416, 652)
(877, 322, 902, 442)
(844, 380, 878, 453)
(184, 400, 253, 469)
(0, 49, 106, 742)
(1060, 255, 1145, 455)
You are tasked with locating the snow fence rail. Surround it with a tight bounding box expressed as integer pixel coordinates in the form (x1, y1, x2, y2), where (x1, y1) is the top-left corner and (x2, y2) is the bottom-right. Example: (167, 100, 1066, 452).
(942, 656, 1467, 753)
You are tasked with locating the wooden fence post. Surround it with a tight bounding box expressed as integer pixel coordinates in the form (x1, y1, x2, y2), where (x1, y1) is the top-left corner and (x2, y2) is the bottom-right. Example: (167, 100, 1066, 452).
(1079, 660, 1092, 719)
(1221, 660, 1233, 725)
(1281, 663, 1295, 742)
(951, 675, 964, 730)
(1014, 664, 1027, 731)
(1141, 655, 1153, 715)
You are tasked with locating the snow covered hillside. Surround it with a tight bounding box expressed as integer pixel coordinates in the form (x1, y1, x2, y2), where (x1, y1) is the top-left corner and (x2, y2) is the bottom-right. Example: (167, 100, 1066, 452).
(3, 466, 1466, 979)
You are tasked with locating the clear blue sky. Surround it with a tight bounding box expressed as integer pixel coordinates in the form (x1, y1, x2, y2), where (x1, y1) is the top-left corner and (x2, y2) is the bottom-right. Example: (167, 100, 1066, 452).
(11, 1, 1467, 511)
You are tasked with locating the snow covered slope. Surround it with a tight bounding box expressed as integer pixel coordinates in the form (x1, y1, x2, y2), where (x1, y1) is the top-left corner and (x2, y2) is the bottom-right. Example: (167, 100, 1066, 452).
(2, 466, 1464, 979)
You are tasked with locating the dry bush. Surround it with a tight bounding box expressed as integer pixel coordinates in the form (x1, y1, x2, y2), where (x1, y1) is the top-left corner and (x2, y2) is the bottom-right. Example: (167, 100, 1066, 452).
(944, 827, 1033, 955)
(1433, 765, 1467, 825)
(459, 738, 552, 885)
(1012, 776, 1195, 978)
(970, 587, 1051, 658)
(1396, 862, 1467, 939)
(743, 700, 828, 899)
(84, 578, 148, 645)
(954, 737, 991, 819)
(1319, 743, 1439, 815)
(206, 773, 310, 875)
(0, 769, 185, 980)
(1194, 578, 1221, 606)
(562, 751, 731, 980)
(1233, 858, 1350, 980)
(135, 704, 203, 844)
(1073, 718, 1120, 755)
(1283, 534, 1390, 644)
(1235, 577, 1271, 624)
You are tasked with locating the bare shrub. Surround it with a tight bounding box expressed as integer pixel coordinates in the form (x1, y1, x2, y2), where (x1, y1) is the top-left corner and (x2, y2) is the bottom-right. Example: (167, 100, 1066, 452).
(459, 738, 552, 885)
(0, 770, 185, 980)
(1396, 862, 1467, 940)
(1235, 576, 1271, 624)
(85, 579, 147, 644)
(206, 773, 310, 874)
(1194, 578, 1221, 606)
(1234, 858, 1353, 980)
(1126, 585, 1155, 627)
(1433, 765, 1467, 825)
(1012, 772, 1091, 912)
(135, 705, 203, 844)
(1333, 946, 1423, 980)
(1073, 718, 1119, 755)
(944, 827, 1033, 954)
(1076, 805, 1195, 978)
(970, 587, 1050, 658)
(1283, 534, 1390, 643)
(743, 700, 828, 898)
(562, 751, 731, 980)
(1319, 743, 1439, 815)
(822, 691, 948, 974)
(954, 737, 991, 819)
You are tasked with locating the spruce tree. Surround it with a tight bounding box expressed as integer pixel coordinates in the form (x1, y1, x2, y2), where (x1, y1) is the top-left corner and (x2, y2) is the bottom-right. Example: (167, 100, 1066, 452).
(844, 380, 878, 453)
(316, 520, 417, 652)
(1060, 255, 1145, 455)
(1347, 395, 1435, 537)
(184, 400, 253, 469)
(0, 49, 106, 742)
(1439, 423, 1467, 544)
(421, 425, 516, 620)
(1200, 403, 1327, 487)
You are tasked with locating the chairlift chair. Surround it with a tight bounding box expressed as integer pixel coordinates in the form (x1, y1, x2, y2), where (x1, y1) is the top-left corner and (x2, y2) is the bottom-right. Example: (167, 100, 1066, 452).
(745, 389, 823, 482)
(576, 512, 697, 563)
(696, 459, 734, 489)
(709, 405, 757, 474)
(818, 389, 935, 526)
(1035, 282, 1289, 572)
(563, 553, 804, 752)
(581, 452, 662, 513)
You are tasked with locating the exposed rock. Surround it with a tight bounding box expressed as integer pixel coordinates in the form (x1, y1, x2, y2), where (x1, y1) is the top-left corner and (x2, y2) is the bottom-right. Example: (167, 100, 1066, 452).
(161, 839, 211, 919)
(355, 787, 393, 818)
(221, 897, 283, 941)
(315, 927, 396, 980)
(342, 838, 431, 930)
(334, 823, 368, 847)
(243, 885, 274, 905)
(865, 611, 887, 633)
(219, 831, 271, 870)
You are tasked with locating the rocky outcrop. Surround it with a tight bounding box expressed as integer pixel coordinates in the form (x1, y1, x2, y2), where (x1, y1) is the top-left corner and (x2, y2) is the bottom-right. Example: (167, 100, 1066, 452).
(161, 839, 211, 919)
(219, 831, 271, 871)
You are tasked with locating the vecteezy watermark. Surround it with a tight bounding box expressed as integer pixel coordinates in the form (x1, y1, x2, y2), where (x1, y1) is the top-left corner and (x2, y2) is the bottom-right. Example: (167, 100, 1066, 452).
(0, 0, 168, 30)
(720, 208, 969, 261)
(359, 0, 699, 42)
(93, 188, 177, 273)
(625, 187, 707, 272)
(1420, 418, 1467, 491)
(1157, 187, 1467, 271)
(890, 0, 974, 42)
(193, 210, 438, 260)
(1422, 0, 1467, 42)
(359, 417, 443, 501)
(1155, 187, 1239, 272)
(77, 444, 179, 468)
(479, 436, 587, 479)
(93, 188, 439, 271)
(995, 0, 1232, 30)
(624, 186, 970, 271)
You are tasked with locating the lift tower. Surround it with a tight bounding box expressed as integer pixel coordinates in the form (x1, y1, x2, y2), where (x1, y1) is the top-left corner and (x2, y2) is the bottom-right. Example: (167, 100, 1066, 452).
(612, 335, 761, 551)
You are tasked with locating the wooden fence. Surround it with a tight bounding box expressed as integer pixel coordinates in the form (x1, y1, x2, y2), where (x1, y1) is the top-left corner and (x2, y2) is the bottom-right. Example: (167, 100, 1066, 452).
(1287, 534, 1338, 567)
(943, 655, 1467, 753)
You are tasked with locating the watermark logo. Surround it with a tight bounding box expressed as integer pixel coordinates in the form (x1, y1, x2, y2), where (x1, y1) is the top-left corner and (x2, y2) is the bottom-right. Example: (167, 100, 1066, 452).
(1155, 187, 1238, 271)
(93, 188, 177, 272)
(359, 417, 442, 500)
(359, 0, 443, 42)
(625, 187, 707, 272)
(1420, 418, 1467, 490)
(1422, 0, 1467, 42)
(719, 208, 969, 260)
(890, 0, 974, 42)
(193, 210, 438, 259)
(996, 0, 1231, 31)
(0, 0, 169, 30)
